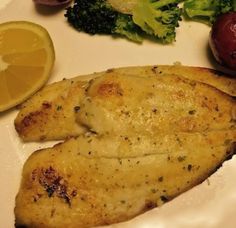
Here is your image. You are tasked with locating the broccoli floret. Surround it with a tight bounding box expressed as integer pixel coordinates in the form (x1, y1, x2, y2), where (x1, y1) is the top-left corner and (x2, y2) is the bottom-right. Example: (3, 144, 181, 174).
(114, 14, 143, 42)
(65, 0, 143, 42)
(184, 0, 236, 24)
(132, 0, 183, 43)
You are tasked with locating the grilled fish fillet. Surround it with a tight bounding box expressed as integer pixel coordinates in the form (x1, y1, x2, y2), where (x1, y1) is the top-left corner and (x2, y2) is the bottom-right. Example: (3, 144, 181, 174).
(14, 65, 236, 142)
(15, 69, 236, 227)
(77, 73, 235, 135)
(14, 73, 101, 141)
(15, 133, 236, 228)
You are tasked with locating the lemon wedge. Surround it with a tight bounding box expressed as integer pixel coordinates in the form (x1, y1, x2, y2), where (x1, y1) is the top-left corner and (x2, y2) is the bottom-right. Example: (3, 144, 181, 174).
(0, 21, 55, 112)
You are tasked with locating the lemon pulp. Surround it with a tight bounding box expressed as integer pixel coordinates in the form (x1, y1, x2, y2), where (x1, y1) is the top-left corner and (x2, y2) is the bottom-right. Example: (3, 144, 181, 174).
(0, 21, 55, 112)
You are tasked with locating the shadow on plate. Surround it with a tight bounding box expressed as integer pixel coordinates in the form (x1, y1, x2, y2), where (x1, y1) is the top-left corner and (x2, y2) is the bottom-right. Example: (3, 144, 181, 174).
(0, 106, 17, 118)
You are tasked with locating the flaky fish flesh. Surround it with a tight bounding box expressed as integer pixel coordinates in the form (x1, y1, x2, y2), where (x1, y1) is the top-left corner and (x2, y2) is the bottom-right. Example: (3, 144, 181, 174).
(15, 65, 236, 141)
(15, 66, 236, 227)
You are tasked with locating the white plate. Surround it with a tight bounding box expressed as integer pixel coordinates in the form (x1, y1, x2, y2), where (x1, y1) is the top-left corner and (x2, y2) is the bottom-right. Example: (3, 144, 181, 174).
(0, 1, 236, 227)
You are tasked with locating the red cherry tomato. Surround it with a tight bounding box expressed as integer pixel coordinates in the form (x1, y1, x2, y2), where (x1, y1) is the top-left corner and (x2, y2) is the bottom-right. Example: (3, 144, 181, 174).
(209, 12, 236, 71)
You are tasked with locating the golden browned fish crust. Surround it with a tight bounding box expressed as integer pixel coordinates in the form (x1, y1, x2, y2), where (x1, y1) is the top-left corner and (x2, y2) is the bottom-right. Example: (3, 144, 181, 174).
(14, 71, 106, 142)
(15, 69, 236, 227)
(14, 79, 87, 141)
(77, 73, 235, 135)
(110, 65, 236, 97)
(14, 65, 236, 142)
(15, 133, 236, 228)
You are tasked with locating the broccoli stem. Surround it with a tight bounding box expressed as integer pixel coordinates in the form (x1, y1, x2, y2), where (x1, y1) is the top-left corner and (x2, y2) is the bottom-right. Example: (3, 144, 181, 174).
(152, 0, 181, 9)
